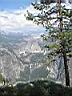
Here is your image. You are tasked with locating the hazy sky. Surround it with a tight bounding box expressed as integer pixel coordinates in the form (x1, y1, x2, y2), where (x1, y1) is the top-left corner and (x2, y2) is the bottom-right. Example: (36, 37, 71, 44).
(0, 0, 45, 35)
(0, 0, 71, 35)
(0, 0, 34, 10)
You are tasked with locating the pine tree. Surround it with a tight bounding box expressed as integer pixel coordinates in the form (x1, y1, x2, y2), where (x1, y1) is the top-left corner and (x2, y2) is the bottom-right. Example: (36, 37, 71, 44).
(26, 0, 72, 86)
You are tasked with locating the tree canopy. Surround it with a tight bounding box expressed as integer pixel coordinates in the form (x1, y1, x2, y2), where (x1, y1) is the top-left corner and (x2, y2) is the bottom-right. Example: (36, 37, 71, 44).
(26, 0, 72, 86)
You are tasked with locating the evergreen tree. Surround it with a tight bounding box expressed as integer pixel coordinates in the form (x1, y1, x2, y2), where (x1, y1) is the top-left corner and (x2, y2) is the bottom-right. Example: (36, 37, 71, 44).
(26, 0, 72, 86)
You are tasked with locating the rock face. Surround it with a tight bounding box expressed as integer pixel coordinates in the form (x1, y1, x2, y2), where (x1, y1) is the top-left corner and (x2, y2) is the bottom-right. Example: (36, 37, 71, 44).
(0, 32, 72, 86)
(0, 47, 21, 84)
(0, 33, 47, 84)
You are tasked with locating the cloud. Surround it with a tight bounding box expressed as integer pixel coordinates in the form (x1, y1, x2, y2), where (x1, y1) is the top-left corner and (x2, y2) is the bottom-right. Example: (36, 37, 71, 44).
(0, 2, 71, 35)
(0, 5, 45, 35)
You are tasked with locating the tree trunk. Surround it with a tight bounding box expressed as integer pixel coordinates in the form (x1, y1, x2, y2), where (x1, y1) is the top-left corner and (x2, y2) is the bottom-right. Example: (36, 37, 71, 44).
(63, 51, 70, 86)
(58, 0, 70, 86)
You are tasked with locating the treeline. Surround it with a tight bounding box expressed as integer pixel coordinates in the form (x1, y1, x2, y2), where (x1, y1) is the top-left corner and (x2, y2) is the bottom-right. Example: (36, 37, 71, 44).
(0, 80, 72, 96)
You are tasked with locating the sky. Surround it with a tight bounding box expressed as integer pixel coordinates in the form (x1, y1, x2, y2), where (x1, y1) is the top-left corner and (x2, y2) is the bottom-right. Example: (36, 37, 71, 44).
(0, 0, 71, 35)
(0, 0, 34, 10)
(0, 0, 46, 35)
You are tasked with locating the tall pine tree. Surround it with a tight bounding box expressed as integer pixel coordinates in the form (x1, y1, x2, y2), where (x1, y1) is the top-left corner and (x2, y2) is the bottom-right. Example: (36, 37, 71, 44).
(26, 0, 72, 86)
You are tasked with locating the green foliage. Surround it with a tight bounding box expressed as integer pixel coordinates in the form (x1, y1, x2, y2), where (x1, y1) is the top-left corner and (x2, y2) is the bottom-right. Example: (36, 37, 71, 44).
(26, 2, 72, 59)
(26, 1, 72, 86)
(0, 86, 17, 96)
(0, 80, 72, 96)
